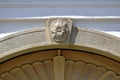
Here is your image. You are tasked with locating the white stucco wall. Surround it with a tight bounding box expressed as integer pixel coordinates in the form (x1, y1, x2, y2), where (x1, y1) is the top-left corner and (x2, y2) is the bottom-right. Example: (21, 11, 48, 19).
(0, 0, 120, 38)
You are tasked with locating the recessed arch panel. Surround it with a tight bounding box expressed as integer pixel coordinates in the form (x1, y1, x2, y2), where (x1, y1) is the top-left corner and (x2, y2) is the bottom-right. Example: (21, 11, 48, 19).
(0, 49, 120, 80)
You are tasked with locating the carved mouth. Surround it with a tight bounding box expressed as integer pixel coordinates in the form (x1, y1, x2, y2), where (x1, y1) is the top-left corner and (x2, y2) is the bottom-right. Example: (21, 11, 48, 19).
(52, 32, 68, 43)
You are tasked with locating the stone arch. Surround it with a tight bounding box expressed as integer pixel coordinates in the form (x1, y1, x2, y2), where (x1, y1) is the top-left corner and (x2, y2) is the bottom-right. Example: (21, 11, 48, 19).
(0, 19, 120, 80)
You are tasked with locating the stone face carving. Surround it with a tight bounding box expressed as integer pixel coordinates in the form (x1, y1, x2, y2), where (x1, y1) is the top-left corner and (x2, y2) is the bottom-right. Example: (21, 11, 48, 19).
(49, 20, 69, 42)
(46, 18, 72, 44)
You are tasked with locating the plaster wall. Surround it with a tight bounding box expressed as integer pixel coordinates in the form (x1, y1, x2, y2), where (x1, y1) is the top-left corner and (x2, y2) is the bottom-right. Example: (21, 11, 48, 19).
(0, 16, 120, 38)
(0, 0, 120, 38)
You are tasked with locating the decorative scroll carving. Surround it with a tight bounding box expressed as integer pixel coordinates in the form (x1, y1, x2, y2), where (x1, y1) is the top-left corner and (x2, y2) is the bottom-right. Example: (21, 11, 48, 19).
(46, 18, 72, 44)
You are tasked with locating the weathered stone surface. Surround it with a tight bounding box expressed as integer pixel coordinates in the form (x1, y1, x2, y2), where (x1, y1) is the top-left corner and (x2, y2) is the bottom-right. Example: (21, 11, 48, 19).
(72, 27, 120, 59)
(46, 18, 72, 44)
(0, 28, 46, 54)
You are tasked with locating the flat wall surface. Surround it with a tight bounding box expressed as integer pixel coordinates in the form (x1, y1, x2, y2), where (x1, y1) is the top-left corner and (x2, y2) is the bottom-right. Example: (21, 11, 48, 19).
(0, 0, 120, 18)
(0, 17, 120, 38)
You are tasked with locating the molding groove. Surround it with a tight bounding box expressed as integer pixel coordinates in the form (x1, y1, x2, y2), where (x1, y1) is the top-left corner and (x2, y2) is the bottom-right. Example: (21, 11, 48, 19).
(0, 2, 120, 8)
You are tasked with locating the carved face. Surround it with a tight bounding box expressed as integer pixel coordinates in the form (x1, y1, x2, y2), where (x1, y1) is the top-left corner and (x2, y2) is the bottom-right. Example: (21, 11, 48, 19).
(49, 20, 69, 43)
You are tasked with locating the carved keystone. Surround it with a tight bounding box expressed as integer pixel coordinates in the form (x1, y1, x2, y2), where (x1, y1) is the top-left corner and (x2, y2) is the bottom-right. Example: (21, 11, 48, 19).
(46, 18, 72, 44)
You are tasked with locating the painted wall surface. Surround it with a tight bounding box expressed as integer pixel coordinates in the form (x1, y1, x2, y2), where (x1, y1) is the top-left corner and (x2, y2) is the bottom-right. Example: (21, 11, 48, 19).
(0, 0, 120, 37)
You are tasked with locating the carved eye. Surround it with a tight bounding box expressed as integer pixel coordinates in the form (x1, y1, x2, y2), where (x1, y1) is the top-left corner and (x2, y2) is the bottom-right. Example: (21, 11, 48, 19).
(51, 31, 56, 34)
